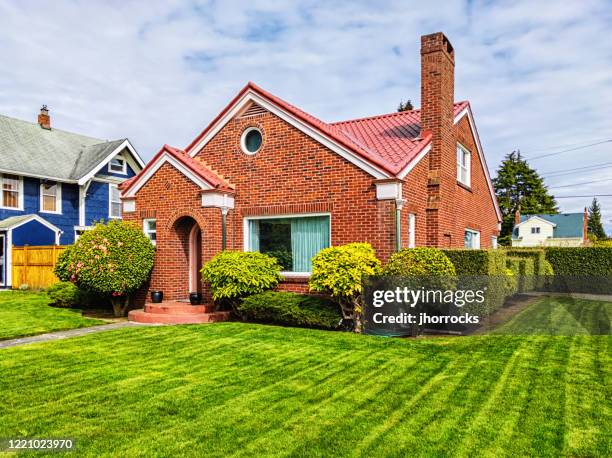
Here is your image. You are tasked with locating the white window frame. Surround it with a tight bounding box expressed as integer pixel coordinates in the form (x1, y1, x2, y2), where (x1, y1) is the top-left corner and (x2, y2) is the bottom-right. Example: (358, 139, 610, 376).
(457, 143, 471, 187)
(408, 213, 416, 248)
(243, 212, 332, 276)
(74, 226, 93, 241)
(464, 229, 480, 249)
(109, 156, 127, 175)
(0, 174, 24, 210)
(491, 236, 498, 249)
(240, 127, 263, 155)
(143, 218, 157, 246)
(109, 183, 121, 219)
(39, 180, 62, 214)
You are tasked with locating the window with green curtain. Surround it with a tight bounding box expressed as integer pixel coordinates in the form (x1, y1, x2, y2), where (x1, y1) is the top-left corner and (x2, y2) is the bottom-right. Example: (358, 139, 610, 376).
(247, 215, 330, 272)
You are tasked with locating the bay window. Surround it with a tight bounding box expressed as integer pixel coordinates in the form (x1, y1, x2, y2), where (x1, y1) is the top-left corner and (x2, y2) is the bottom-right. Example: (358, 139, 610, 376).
(247, 215, 330, 273)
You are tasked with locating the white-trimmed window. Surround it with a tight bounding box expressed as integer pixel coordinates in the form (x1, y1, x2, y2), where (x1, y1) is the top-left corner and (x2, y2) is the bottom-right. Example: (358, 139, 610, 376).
(457, 144, 471, 187)
(109, 156, 127, 174)
(75, 226, 92, 241)
(109, 184, 121, 218)
(40, 181, 61, 214)
(246, 214, 330, 273)
(531, 227, 541, 234)
(143, 219, 157, 245)
(240, 127, 263, 155)
(408, 213, 416, 248)
(1, 174, 22, 209)
(491, 236, 498, 249)
(464, 229, 480, 249)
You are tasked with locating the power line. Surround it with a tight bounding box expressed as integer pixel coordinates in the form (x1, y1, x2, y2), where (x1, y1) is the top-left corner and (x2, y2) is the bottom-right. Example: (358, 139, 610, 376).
(549, 177, 612, 189)
(541, 161, 612, 177)
(555, 194, 612, 198)
(519, 136, 612, 154)
(527, 139, 612, 161)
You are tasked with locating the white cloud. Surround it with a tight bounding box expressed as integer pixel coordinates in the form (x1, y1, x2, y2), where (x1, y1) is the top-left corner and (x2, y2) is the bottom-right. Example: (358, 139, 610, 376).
(1, 0, 611, 231)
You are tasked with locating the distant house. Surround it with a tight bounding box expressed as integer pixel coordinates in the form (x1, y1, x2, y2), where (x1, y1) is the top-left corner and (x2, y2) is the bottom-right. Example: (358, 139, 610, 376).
(0, 106, 144, 288)
(511, 210, 588, 247)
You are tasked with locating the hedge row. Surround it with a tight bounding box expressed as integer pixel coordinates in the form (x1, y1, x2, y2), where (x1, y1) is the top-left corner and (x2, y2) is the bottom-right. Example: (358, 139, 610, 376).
(544, 247, 612, 293)
(442, 249, 508, 315)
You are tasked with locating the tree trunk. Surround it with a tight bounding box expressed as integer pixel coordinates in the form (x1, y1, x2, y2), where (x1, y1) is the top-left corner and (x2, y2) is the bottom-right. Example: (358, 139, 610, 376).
(111, 296, 129, 317)
(352, 297, 363, 333)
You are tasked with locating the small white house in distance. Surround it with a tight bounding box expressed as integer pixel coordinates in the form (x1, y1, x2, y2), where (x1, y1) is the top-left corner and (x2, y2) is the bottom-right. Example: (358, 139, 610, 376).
(511, 210, 588, 247)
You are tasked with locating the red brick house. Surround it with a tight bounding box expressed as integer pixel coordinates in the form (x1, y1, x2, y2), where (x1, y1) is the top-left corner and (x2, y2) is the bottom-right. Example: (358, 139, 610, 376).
(122, 32, 501, 316)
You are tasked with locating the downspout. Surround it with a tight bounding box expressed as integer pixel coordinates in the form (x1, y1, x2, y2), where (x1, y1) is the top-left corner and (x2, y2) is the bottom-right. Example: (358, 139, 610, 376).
(395, 198, 406, 252)
(221, 207, 229, 250)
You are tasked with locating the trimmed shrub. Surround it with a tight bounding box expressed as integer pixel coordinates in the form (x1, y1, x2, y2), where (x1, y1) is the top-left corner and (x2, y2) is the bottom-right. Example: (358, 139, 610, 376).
(384, 248, 456, 276)
(544, 246, 612, 293)
(47, 282, 80, 307)
(55, 221, 155, 317)
(504, 267, 518, 297)
(309, 243, 381, 332)
(443, 249, 507, 314)
(505, 248, 547, 289)
(238, 291, 341, 330)
(202, 251, 282, 309)
(507, 256, 535, 292)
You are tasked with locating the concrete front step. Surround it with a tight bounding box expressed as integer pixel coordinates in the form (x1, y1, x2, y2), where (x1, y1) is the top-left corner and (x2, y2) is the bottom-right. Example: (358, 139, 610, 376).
(128, 309, 231, 324)
(144, 303, 216, 314)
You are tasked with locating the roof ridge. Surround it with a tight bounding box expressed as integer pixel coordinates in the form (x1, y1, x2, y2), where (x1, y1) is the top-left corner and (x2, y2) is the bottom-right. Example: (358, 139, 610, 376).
(331, 100, 470, 126)
(0, 112, 106, 143)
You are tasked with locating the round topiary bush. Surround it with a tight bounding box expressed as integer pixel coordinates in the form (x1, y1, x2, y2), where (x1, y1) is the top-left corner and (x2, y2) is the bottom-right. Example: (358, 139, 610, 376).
(54, 220, 155, 316)
(201, 251, 282, 310)
(309, 242, 381, 332)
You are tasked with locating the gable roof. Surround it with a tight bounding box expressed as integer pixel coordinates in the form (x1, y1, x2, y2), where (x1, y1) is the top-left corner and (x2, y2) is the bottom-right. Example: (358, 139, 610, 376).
(514, 213, 585, 239)
(0, 114, 144, 183)
(121, 144, 234, 197)
(0, 214, 61, 233)
(183, 82, 501, 221)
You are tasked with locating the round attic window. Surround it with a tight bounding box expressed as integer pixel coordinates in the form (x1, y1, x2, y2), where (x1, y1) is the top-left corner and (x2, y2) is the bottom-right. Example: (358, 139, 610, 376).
(241, 127, 263, 155)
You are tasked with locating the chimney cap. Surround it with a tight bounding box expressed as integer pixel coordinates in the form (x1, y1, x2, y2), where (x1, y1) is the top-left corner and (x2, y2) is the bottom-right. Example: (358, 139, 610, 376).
(40, 104, 48, 114)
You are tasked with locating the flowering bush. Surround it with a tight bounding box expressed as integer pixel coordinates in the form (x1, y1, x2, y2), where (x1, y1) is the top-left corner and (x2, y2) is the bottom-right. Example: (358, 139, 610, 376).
(55, 220, 155, 316)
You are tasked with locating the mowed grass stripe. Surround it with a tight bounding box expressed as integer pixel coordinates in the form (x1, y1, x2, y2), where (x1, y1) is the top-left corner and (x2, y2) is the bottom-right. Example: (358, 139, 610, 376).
(0, 298, 610, 458)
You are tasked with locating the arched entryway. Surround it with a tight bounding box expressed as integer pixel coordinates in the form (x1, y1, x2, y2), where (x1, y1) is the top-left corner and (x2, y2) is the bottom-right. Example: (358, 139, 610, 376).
(172, 216, 203, 298)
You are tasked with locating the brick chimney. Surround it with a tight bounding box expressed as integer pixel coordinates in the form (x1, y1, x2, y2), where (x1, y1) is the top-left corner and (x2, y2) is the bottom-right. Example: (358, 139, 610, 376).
(421, 32, 455, 246)
(583, 206, 589, 242)
(514, 209, 521, 226)
(38, 105, 51, 129)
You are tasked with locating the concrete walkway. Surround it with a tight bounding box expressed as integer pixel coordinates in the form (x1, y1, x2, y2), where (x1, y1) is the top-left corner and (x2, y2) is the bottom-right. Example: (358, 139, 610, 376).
(0, 322, 150, 350)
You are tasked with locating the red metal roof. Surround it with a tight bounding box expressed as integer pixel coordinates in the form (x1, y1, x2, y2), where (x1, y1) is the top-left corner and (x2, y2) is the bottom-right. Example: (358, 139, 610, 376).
(121, 144, 233, 195)
(185, 82, 469, 176)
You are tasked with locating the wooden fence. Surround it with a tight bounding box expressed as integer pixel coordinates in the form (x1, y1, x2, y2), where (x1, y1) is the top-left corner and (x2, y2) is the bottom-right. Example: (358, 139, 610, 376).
(11, 245, 67, 289)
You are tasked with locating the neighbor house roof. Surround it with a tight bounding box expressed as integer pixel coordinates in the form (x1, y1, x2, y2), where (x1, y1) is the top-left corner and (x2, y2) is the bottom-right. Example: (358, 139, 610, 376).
(0, 214, 62, 233)
(0, 114, 142, 183)
(514, 213, 585, 239)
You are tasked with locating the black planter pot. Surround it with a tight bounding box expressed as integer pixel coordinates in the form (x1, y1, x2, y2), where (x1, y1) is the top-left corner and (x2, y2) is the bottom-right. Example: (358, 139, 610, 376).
(151, 291, 163, 303)
(189, 292, 202, 305)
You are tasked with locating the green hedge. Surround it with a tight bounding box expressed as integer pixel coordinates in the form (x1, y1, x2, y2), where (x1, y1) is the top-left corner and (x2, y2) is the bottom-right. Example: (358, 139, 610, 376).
(238, 291, 342, 330)
(544, 247, 612, 293)
(442, 249, 507, 315)
(506, 256, 535, 293)
(505, 248, 547, 289)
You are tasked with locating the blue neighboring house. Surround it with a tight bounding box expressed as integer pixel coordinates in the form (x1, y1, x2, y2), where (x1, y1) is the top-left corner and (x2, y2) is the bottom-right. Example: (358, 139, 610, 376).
(0, 106, 145, 288)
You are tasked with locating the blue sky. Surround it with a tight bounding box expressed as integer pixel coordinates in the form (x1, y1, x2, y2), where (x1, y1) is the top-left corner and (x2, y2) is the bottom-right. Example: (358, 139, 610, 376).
(1, 0, 611, 231)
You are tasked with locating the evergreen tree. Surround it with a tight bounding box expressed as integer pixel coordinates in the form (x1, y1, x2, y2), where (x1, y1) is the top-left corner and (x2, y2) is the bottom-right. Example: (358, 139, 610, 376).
(492, 151, 558, 244)
(397, 99, 414, 112)
(587, 197, 607, 239)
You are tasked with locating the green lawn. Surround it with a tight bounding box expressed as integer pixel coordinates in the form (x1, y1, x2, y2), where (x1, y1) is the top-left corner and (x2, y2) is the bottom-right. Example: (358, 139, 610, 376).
(0, 297, 610, 457)
(0, 291, 105, 340)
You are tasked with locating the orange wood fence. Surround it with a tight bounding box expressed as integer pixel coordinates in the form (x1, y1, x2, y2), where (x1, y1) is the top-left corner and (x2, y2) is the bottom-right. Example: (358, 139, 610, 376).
(11, 245, 67, 289)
